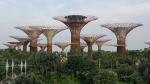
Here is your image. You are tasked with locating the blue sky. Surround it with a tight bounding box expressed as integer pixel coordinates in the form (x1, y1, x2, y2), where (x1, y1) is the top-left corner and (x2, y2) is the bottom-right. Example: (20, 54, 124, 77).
(0, 0, 150, 51)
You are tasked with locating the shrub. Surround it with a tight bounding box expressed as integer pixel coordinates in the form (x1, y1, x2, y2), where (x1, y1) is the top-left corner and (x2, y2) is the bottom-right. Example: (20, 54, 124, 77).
(93, 69, 118, 84)
(115, 64, 134, 82)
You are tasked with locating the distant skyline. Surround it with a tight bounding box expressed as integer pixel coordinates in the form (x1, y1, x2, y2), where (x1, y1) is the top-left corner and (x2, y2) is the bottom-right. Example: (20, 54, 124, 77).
(0, 0, 150, 52)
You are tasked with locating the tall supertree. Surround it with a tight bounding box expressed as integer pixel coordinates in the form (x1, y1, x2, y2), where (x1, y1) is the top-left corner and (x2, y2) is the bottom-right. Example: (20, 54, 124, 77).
(3, 44, 17, 49)
(16, 26, 43, 52)
(42, 26, 67, 53)
(10, 36, 30, 52)
(80, 42, 87, 56)
(38, 43, 47, 51)
(54, 42, 70, 54)
(53, 15, 98, 56)
(101, 23, 142, 56)
(95, 39, 111, 52)
(8, 42, 22, 50)
(81, 34, 106, 61)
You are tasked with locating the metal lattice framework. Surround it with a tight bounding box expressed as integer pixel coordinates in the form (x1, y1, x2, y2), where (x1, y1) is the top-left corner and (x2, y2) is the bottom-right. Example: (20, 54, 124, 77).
(81, 34, 106, 61)
(8, 42, 22, 50)
(54, 15, 98, 56)
(54, 42, 71, 53)
(10, 36, 30, 52)
(101, 23, 142, 56)
(95, 39, 111, 52)
(15, 26, 43, 52)
(41, 26, 67, 53)
(38, 43, 47, 51)
(3, 44, 17, 49)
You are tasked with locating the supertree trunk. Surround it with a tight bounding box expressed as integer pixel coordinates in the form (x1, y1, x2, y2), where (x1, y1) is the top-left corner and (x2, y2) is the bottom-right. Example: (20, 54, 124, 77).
(87, 43, 93, 62)
(81, 48, 84, 56)
(47, 37, 53, 54)
(97, 45, 102, 52)
(117, 38, 126, 56)
(80, 42, 87, 56)
(61, 48, 65, 56)
(30, 39, 38, 52)
(23, 43, 28, 52)
(70, 28, 81, 56)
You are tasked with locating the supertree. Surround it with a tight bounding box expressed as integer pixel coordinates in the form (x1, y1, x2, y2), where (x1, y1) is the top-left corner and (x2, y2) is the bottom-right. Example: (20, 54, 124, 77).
(10, 36, 30, 52)
(38, 43, 47, 51)
(145, 42, 150, 48)
(53, 15, 98, 56)
(101, 23, 142, 56)
(145, 42, 150, 45)
(15, 26, 43, 52)
(95, 39, 111, 52)
(80, 42, 87, 55)
(54, 42, 70, 54)
(42, 26, 67, 53)
(8, 42, 22, 50)
(81, 34, 106, 61)
(3, 44, 17, 49)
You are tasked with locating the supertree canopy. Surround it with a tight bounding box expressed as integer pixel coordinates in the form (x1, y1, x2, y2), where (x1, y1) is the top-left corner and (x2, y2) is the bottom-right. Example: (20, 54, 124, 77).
(101, 23, 142, 56)
(54, 42, 70, 53)
(81, 34, 106, 61)
(42, 26, 67, 54)
(38, 43, 47, 51)
(53, 15, 98, 56)
(8, 42, 22, 50)
(145, 42, 150, 45)
(95, 39, 111, 52)
(15, 26, 43, 52)
(10, 36, 30, 52)
(3, 43, 17, 49)
(144, 42, 150, 48)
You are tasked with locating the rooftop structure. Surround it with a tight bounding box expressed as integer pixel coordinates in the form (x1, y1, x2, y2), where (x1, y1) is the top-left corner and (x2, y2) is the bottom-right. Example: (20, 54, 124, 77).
(101, 23, 142, 56)
(95, 39, 111, 52)
(54, 15, 98, 56)
(16, 26, 43, 52)
(81, 34, 106, 61)
(10, 36, 30, 52)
